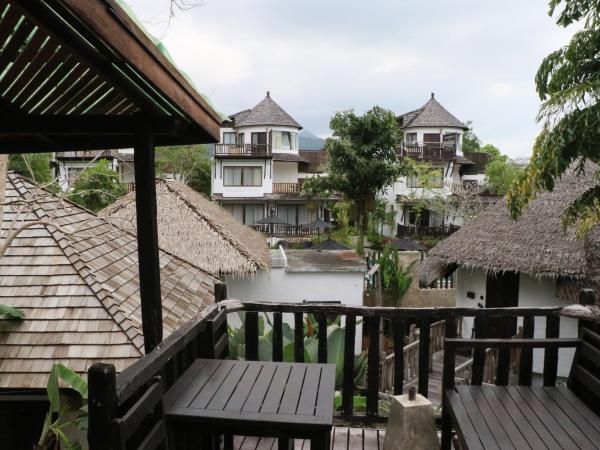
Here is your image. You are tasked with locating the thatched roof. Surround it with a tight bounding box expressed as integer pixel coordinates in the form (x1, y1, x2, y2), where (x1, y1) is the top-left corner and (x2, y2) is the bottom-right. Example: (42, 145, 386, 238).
(99, 180, 269, 277)
(418, 162, 600, 289)
(399, 93, 467, 130)
(0, 173, 218, 388)
(228, 92, 302, 129)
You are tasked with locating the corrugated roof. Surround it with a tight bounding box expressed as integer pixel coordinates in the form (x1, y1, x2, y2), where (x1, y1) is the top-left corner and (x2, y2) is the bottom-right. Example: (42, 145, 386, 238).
(0, 173, 217, 388)
(230, 92, 302, 129)
(399, 93, 467, 130)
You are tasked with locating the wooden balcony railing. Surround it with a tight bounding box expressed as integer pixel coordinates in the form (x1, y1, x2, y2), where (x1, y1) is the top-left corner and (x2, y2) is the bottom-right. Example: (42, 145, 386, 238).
(214, 143, 272, 157)
(55, 149, 118, 159)
(88, 293, 580, 449)
(272, 182, 300, 194)
(398, 143, 456, 160)
(251, 223, 320, 236)
(397, 224, 459, 237)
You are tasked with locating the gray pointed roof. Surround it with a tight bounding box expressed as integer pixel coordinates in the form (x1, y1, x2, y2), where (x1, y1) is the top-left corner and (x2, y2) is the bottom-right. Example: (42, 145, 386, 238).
(399, 93, 467, 129)
(230, 92, 302, 129)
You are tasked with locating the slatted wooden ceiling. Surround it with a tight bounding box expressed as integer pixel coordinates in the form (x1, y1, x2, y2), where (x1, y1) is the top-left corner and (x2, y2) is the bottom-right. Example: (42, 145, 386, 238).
(0, 0, 222, 152)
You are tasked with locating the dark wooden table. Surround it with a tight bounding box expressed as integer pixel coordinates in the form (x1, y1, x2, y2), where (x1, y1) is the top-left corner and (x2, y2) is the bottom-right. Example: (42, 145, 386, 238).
(446, 385, 600, 449)
(165, 359, 336, 450)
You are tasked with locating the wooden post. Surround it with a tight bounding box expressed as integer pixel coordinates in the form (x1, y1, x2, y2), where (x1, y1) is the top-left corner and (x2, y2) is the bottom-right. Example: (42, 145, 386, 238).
(519, 316, 534, 386)
(342, 315, 356, 415)
(543, 314, 560, 386)
(272, 312, 283, 362)
(294, 312, 304, 362)
(88, 363, 117, 450)
(393, 316, 405, 395)
(366, 316, 380, 416)
(418, 318, 431, 397)
(245, 311, 259, 361)
(133, 115, 162, 353)
(317, 313, 327, 364)
(214, 282, 227, 302)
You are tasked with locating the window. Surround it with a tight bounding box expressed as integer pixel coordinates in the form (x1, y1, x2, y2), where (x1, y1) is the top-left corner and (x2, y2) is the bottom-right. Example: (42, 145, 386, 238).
(272, 131, 297, 150)
(277, 204, 297, 225)
(223, 166, 262, 186)
(223, 204, 264, 225)
(237, 133, 245, 145)
(405, 132, 417, 143)
(406, 168, 443, 188)
(222, 132, 236, 144)
(251, 132, 267, 145)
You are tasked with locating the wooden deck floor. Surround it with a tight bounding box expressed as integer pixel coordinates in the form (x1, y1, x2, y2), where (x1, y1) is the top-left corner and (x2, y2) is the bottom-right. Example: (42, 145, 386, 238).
(233, 427, 386, 450)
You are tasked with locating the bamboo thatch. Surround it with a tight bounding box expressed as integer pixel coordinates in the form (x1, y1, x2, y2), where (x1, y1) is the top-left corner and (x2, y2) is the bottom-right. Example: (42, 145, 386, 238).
(418, 162, 600, 295)
(100, 180, 270, 277)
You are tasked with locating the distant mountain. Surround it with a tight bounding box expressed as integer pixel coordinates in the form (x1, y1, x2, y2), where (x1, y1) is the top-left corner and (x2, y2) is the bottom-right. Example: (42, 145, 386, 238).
(299, 130, 326, 151)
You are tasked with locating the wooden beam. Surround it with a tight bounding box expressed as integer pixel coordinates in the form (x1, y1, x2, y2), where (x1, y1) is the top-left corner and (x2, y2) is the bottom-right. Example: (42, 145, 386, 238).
(0, 115, 178, 135)
(133, 114, 162, 353)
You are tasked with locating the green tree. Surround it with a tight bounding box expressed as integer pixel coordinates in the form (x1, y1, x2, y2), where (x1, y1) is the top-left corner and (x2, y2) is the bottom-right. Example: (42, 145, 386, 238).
(462, 120, 481, 152)
(70, 160, 126, 212)
(8, 153, 53, 184)
(486, 156, 523, 195)
(321, 106, 410, 254)
(508, 0, 600, 237)
(479, 143, 501, 161)
(155, 144, 211, 196)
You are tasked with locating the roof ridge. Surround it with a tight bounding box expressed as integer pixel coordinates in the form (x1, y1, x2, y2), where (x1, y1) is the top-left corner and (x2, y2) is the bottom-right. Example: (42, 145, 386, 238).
(9, 175, 144, 354)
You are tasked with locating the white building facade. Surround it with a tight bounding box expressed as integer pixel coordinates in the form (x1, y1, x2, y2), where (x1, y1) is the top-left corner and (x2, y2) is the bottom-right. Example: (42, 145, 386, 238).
(212, 92, 335, 230)
(380, 93, 491, 237)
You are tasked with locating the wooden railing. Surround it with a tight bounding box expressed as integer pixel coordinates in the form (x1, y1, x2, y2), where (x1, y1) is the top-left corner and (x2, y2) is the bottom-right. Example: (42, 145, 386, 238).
(214, 143, 271, 157)
(225, 301, 564, 422)
(398, 143, 456, 160)
(396, 224, 459, 237)
(55, 149, 118, 158)
(123, 182, 135, 193)
(272, 182, 300, 194)
(88, 298, 571, 448)
(421, 275, 455, 289)
(251, 223, 321, 236)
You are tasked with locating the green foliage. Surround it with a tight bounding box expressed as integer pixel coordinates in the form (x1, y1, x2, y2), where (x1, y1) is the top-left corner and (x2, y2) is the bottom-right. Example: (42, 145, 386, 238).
(507, 0, 600, 236)
(485, 156, 523, 195)
(479, 144, 502, 161)
(378, 246, 415, 306)
(462, 120, 481, 152)
(299, 176, 333, 200)
(69, 160, 126, 212)
(155, 144, 211, 195)
(0, 304, 24, 320)
(330, 205, 354, 246)
(38, 363, 88, 450)
(228, 313, 367, 390)
(8, 153, 53, 184)
(319, 107, 411, 254)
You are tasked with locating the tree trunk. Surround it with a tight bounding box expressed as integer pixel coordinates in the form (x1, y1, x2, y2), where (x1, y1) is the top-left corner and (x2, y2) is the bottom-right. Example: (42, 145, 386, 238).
(356, 199, 365, 256)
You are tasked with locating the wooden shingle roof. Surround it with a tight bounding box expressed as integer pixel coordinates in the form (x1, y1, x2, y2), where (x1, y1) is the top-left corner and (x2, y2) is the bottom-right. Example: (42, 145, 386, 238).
(229, 92, 302, 129)
(0, 173, 217, 389)
(399, 93, 467, 130)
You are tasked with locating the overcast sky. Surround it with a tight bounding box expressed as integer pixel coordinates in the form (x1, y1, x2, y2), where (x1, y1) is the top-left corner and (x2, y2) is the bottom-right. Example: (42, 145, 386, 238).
(126, 0, 575, 158)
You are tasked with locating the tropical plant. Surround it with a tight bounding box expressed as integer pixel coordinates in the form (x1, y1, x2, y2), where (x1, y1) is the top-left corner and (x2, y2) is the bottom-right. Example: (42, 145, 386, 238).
(378, 246, 415, 306)
(228, 313, 367, 389)
(155, 144, 212, 195)
(8, 153, 54, 185)
(0, 304, 24, 320)
(507, 0, 600, 237)
(461, 120, 481, 153)
(330, 206, 354, 246)
(69, 160, 126, 213)
(37, 363, 88, 450)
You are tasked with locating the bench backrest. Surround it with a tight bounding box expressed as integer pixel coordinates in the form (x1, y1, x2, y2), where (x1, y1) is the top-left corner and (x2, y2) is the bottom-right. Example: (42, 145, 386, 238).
(568, 326, 600, 415)
(201, 308, 228, 359)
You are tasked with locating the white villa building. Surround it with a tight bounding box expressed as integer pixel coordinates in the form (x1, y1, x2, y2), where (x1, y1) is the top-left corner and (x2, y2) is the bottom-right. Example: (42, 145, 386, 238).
(211, 92, 336, 231)
(380, 93, 492, 236)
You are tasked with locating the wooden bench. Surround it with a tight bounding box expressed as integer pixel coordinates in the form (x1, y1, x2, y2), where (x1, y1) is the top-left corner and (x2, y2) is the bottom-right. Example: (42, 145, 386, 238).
(441, 327, 600, 449)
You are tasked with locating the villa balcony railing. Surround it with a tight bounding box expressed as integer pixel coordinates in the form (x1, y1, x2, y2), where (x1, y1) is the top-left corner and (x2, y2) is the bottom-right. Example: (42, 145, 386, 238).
(251, 223, 319, 236)
(272, 182, 301, 194)
(398, 143, 457, 160)
(397, 224, 459, 237)
(55, 149, 118, 159)
(89, 294, 589, 449)
(214, 143, 272, 157)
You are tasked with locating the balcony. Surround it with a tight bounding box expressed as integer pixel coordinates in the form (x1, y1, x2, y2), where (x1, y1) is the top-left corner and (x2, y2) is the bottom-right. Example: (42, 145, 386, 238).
(214, 143, 272, 157)
(398, 143, 457, 160)
(55, 149, 118, 159)
(272, 182, 300, 194)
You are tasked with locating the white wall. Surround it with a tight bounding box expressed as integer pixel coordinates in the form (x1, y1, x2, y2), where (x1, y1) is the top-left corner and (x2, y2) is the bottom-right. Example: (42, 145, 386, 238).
(212, 159, 272, 197)
(221, 125, 300, 154)
(403, 126, 464, 150)
(456, 268, 576, 378)
(225, 268, 364, 352)
(273, 161, 298, 183)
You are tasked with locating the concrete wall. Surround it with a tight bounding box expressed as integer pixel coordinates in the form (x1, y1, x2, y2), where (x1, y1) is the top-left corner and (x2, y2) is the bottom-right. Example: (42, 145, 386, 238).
(212, 159, 272, 198)
(397, 251, 456, 307)
(455, 268, 577, 377)
(273, 161, 298, 183)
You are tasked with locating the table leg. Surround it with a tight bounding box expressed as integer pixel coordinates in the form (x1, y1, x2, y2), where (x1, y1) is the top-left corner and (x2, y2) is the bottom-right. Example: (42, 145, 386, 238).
(277, 437, 293, 450)
(311, 432, 328, 450)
